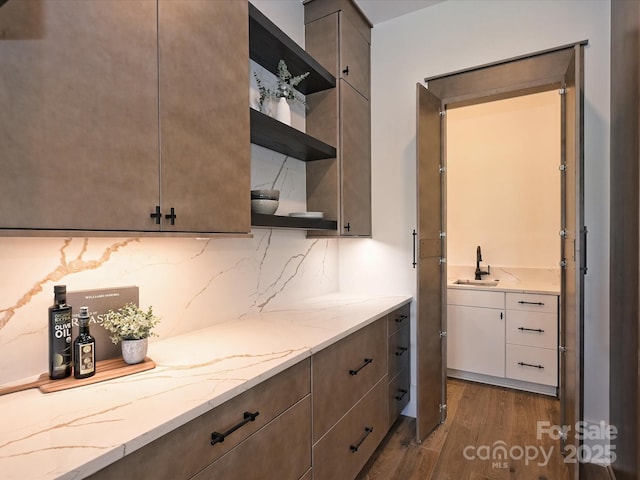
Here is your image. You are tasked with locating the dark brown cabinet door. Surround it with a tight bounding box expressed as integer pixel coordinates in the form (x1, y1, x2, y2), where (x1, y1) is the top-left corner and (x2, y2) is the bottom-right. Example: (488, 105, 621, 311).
(158, 0, 250, 234)
(0, 0, 159, 231)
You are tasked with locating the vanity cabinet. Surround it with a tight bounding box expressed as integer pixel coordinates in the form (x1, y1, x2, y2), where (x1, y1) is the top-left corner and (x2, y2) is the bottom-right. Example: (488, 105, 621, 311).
(0, 0, 250, 234)
(88, 359, 311, 480)
(304, 0, 372, 237)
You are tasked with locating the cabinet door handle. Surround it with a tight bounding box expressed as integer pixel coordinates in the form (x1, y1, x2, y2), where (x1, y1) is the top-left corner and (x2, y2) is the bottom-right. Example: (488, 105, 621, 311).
(518, 301, 545, 306)
(210, 411, 259, 446)
(349, 358, 373, 376)
(517, 362, 544, 369)
(344, 222, 351, 232)
(412, 230, 417, 268)
(165, 207, 177, 225)
(395, 314, 408, 323)
(518, 327, 545, 333)
(395, 347, 408, 356)
(349, 426, 373, 453)
(343, 65, 350, 76)
(395, 389, 408, 401)
(150, 205, 162, 224)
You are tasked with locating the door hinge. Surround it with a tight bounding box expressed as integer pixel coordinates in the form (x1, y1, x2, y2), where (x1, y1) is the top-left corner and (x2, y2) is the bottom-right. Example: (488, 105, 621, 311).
(439, 403, 447, 413)
(439, 165, 446, 174)
(439, 231, 446, 239)
(439, 110, 446, 117)
(560, 259, 567, 268)
(439, 330, 447, 338)
(439, 257, 447, 264)
(559, 164, 567, 172)
(559, 345, 567, 353)
(559, 229, 568, 238)
(559, 87, 567, 95)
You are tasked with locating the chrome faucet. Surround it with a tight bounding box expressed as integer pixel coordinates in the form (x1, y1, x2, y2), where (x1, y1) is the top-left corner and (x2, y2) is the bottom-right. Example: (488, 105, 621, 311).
(475, 245, 490, 280)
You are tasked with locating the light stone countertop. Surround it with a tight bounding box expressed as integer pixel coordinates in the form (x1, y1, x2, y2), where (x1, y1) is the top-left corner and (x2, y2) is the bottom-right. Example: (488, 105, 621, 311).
(447, 265, 561, 295)
(0, 293, 411, 480)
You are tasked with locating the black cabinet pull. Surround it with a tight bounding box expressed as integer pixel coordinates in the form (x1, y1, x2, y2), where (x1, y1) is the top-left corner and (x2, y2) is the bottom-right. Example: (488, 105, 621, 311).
(349, 358, 373, 376)
(349, 426, 373, 453)
(518, 362, 544, 369)
(165, 207, 177, 225)
(210, 411, 259, 446)
(150, 205, 162, 224)
(343, 65, 350, 76)
(395, 389, 408, 401)
(395, 346, 408, 356)
(517, 301, 545, 306)
(412, 230, 417, 268)
(395, 314, 408, 323)
(344, 222, 351, 232)
(518, 327, 545, 333)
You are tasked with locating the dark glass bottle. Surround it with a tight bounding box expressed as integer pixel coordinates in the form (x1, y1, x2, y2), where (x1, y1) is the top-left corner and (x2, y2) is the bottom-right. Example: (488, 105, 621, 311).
(48, 285, 72, 380)
(74, 306, 96, 379)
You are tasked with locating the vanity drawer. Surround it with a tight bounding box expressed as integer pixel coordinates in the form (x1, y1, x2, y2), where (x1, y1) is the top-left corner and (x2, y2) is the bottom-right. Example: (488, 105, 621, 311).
(448, 288, 504, 309)
(506, 344, 558, 386)
(506, 292, 558, 314)
(312, 318, 386, 442)
(506, 310, 558, 349)
(388, 367, 410, 427)
(313, 378, 388, 480)
(388, 324, 410, 378)
(387, 302, 410, 335)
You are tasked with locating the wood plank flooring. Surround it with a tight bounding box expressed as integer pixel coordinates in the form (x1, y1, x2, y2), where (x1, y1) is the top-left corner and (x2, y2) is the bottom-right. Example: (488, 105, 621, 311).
(356, 379, 573, 480)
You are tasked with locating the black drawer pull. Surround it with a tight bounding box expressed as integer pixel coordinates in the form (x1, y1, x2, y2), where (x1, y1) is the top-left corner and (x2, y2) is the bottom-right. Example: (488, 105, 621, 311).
(349, 358, 373, 376)
(150, 205, 162, 224)
(165, 207, 177, 225)
(518, 327, 545, 333)
(211, 411, 259, 446)
(395, 314, 408, 323)
(395, 347, 408, 356)
(350, 426, 373, 453)
(395, 389, 408, 401)
(518, 362, 544, 369)
(518, 301, 545, 306)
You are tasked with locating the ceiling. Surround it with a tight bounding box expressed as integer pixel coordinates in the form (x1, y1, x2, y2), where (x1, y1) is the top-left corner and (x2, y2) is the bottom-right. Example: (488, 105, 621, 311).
(354, 0, 447, 25)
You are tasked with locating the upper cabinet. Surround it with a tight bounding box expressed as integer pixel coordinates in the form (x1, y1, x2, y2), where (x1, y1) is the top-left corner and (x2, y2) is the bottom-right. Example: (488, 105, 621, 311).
(304, 0, 372, 237)
(0, 0, 250, 235)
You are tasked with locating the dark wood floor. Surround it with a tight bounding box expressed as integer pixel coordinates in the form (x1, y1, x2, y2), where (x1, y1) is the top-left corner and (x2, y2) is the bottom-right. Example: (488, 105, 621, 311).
(357, 378, 574, 480)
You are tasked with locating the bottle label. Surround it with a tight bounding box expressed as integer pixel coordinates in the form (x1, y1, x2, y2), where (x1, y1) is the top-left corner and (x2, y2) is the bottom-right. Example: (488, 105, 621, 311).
(52, 310, 72, 374)
(78, 342, 95, 375)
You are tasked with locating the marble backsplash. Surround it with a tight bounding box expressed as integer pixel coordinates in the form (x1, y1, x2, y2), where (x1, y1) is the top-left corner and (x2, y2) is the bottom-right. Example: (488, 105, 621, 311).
(0, 145, 338, 386)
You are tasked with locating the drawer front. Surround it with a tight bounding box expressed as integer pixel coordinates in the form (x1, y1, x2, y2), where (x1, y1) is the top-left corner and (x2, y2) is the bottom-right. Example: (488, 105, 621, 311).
(448, 288, 504, 309)
(506, 292, 558, 314)
(312, 319, 386, 442)
(387, 302, 410, 335)
(193, 396, 311, 480)
(88, 359, 310, 480)
(388, 325, 410, 378)
(506, 310, 558, 349)
(388, 368, 410, 428)
(506, 344, 558, 386)
(313, 378, 388, 480)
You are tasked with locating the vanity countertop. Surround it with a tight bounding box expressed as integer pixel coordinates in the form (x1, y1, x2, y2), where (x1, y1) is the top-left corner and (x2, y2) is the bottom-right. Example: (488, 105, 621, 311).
(0, 293, 411, 480)
(447, 266, 560, 295)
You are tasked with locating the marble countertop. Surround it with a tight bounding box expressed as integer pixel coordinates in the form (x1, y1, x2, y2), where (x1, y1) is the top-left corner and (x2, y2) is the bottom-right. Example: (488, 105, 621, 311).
(446, 265, 560, 295)
(0, 293, 411, 480)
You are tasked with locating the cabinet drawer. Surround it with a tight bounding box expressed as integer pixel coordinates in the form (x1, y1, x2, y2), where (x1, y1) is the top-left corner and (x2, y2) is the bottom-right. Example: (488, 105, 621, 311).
(88, 359, 310, 480)
(506, 344, 558, 386)
(448, 288, 504, 309)
(388, 325, 410, 378)
(192, 396, 311, 480)
(387, 303, 410, 335)
(388, 368, 410, 428)
(312, 319, 386, 442)
(313, 378, 387, 480)
(506, 310, 558, 349)
(506, 293, 558, 314)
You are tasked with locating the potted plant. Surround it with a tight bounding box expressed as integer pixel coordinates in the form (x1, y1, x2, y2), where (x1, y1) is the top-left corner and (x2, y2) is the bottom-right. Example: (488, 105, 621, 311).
(103, 303, 160, 364)
(254, 59, 309, 125)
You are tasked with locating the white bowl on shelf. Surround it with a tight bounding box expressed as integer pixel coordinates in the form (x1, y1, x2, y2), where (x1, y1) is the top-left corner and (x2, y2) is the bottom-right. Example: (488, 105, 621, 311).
(251, 199, 279, 215)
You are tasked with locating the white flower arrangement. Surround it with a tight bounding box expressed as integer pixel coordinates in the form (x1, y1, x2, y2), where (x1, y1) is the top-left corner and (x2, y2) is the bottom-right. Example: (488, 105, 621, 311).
(254, 59, 309, 112)
(103, 303, 160, 344)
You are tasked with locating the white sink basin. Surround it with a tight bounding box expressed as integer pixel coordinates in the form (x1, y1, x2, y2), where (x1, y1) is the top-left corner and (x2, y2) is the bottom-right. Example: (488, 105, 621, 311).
(454, 279, 500, 287)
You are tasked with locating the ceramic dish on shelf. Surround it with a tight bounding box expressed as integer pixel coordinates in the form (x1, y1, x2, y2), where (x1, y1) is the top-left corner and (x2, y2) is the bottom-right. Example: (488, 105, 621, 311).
(251, 199, 279, 214)
(288, 212, 323, 219)
(251, 189, 280, 200)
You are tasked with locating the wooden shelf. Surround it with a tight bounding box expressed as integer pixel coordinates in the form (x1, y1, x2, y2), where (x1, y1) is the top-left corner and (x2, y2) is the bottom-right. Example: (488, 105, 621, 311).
(249, 3, 335, 95)
(250, 108, 336, 161)
(251, 213, 337, 231)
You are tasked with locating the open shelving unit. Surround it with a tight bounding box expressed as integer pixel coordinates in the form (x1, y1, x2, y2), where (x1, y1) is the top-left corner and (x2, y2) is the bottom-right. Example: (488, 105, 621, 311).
(248, 2, 338, 231)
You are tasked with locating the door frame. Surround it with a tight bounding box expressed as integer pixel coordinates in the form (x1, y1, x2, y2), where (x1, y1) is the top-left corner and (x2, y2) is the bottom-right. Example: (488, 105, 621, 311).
(416, 42, 586, 479)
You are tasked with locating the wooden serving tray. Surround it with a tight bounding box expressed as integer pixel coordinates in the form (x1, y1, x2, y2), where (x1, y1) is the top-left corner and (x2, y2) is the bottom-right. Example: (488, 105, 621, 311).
(0, 357, 155, 396)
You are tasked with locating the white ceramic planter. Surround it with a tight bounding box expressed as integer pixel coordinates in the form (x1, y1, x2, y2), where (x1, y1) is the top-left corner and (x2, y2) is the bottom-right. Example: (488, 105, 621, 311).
(275, 97, 291, 125)
(121, 338, 148, 365)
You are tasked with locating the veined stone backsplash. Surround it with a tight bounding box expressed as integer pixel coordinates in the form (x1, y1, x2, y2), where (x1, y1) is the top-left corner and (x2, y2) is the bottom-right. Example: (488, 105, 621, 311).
(0, 143, 338, 386)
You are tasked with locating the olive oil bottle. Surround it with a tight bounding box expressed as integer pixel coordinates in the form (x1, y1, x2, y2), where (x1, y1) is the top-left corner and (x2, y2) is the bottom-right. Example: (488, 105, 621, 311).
(74, 306, 96, 379)
(48, 285, 72, 380)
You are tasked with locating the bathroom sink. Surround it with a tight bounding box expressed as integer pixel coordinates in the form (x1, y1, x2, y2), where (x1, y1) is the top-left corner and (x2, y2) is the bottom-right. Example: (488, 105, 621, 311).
(454, 279, 500, 287)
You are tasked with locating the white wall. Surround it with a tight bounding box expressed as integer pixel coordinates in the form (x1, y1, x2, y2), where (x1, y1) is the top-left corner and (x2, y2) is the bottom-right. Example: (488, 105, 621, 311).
(339, 0, 611, 426)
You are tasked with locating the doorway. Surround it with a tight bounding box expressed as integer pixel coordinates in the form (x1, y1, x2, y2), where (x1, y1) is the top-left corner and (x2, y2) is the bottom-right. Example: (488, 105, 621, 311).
(415, 43, 585, 480)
